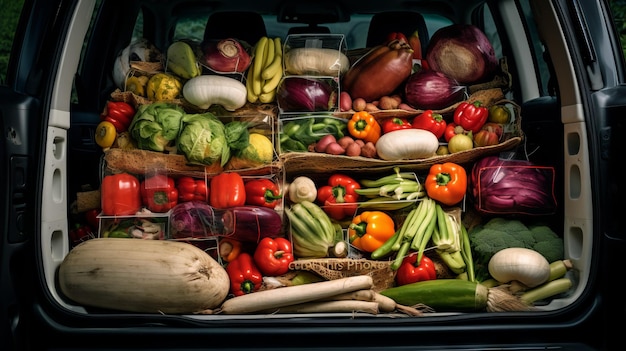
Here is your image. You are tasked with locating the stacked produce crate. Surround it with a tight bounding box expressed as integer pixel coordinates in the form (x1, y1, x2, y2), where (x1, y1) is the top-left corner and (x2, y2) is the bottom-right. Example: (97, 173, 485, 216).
(61, 25, 571, 316)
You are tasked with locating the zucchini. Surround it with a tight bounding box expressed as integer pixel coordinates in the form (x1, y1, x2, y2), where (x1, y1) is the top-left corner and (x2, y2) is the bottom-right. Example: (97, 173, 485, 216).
(380, 279, 532, 312)
(380, 279, 488, 312)
(58, 238, 230, 314)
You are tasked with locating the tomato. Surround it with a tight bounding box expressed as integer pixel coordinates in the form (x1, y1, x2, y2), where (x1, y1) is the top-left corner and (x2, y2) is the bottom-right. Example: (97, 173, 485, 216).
(447, 133, 473, 153)
(473, 129, 500, 147)
(95, 121, 117, 148)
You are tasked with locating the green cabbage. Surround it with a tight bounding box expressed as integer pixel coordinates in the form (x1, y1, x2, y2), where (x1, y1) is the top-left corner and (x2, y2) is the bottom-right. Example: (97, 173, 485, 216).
(128, 102, 185, 152)
(177, 112, 229, 166)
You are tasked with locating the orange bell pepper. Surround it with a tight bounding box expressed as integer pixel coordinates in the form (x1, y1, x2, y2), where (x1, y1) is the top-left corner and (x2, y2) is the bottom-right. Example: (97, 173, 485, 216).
(347, 111, 381, 143)
(425, 162, 468, 206)
(348, 211, 396, 253)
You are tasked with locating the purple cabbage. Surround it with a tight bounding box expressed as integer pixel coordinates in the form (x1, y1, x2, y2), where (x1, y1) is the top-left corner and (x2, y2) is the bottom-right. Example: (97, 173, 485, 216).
(277, 77, 337, 112)
(170, 201, 221, 239)
(471, 156, 557, 215)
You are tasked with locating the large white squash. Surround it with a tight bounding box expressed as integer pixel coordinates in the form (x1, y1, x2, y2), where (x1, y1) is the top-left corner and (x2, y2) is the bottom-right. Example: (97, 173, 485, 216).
(58, 238, 230, 314)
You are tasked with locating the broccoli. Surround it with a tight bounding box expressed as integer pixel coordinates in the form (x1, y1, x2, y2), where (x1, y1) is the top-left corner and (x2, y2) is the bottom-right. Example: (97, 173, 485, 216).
(468, 218, 564, 281)
(529, 225, 564, 263)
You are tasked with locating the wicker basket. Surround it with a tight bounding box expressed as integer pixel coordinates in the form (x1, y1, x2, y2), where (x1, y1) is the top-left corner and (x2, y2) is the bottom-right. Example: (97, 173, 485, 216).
(289, 258, 396, 292)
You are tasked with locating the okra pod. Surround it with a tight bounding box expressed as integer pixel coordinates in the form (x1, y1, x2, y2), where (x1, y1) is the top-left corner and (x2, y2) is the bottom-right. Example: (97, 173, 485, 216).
(370, 230, 400, 260)
(359, 169, 418, 188)
(459, 224, 475, 282)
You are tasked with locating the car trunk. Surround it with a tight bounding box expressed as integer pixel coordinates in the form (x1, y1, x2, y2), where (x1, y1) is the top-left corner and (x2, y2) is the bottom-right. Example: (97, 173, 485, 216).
(2, 0, 625, 350)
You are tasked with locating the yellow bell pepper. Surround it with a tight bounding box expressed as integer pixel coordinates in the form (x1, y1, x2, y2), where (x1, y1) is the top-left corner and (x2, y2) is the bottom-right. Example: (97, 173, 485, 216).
(125, 75, 149, 97)
(146, 73, 182, 101)
(348, 211, 395, 253)
(95, 121, 117, 149)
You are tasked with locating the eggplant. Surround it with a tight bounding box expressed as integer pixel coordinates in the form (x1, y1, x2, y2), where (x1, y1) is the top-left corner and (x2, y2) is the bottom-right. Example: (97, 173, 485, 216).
(221, 206, 283, 243)
(169, 202, 283, 242)
(342, 39, 414, 102)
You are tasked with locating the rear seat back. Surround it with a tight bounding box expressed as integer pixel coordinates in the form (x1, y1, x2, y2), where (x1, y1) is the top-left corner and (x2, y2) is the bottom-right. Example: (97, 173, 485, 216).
(366, 11, 429, 49)
(203, 11, 267, 46)
(287, 25, 331, 35)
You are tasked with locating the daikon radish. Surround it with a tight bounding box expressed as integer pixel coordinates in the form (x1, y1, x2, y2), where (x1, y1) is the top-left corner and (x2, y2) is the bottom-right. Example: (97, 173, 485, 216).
(218, 275, 374, 314)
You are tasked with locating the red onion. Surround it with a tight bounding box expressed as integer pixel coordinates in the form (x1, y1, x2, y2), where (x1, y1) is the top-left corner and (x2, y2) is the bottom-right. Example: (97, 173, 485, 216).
(202, 38, 251, 73)
(426, 24, 498, 84)
(277, 77, 337, 112)
(404, 69, 465, 110)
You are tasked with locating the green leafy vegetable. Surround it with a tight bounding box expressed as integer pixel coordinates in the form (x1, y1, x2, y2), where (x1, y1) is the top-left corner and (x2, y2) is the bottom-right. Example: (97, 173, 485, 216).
(129, 102, 185, 152)
(177, 112, 228, 166)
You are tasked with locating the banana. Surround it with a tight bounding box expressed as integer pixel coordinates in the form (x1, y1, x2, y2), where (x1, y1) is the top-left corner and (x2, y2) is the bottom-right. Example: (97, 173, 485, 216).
(246, 64, 259, 103)
(261, 62, 282, 94)
(264, 36, 275, 70)
(258, 90, 275, 103)
(252, 36, 268, 96)
(261, 37, 283, 80)
(166, 41, 201, 79)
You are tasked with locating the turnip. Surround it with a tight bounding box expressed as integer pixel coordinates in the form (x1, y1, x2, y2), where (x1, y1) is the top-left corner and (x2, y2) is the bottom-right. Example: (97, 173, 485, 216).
(488, 248, 551, 288)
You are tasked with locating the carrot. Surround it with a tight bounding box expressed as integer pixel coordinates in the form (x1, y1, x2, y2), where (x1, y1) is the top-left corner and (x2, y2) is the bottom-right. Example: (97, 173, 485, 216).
(218, 275, 374, 314)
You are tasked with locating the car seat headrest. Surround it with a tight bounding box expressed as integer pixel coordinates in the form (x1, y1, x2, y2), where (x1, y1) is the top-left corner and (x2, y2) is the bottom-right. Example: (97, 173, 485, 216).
(366, 11, 429, 49)
(203, 11, 268, 46)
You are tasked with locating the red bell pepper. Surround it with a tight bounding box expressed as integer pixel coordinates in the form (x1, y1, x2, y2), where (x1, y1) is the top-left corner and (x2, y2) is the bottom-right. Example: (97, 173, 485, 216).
(386, 32, 408, 44)
(411, 110, 447, 139)
(140, 174, 179, 213)
(100, 101, 135, 133)
(407, 30, 423, 60)
(84, 208, 101, 230)
(177, 176, 208, 202)
(453, 100, 489, 133)
(209, 172, 246, 209)
(396, 252, 437, 286)
(226, 252, 263, 296)
(381, 117, 412, 134)
(245, 179, 282, 209)
(100, 173, 142, 216)
(316, 174, 361, 221)
(253, 237, 294, 276)
(69, 223, 93, 247)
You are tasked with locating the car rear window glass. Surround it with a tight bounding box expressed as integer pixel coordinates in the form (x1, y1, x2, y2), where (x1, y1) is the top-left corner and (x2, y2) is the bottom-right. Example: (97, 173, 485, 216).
(0, 0, 25, 85)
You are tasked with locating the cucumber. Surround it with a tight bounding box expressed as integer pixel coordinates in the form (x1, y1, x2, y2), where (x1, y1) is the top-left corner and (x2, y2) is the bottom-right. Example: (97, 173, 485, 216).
(380, 279, 489, 312)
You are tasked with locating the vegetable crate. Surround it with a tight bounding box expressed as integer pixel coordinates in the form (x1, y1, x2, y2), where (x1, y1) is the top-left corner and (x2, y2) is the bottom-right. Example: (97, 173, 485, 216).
(277, 34, 348, 115)
(277, 114, 349, 154)
(97, 212, 170, 240)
